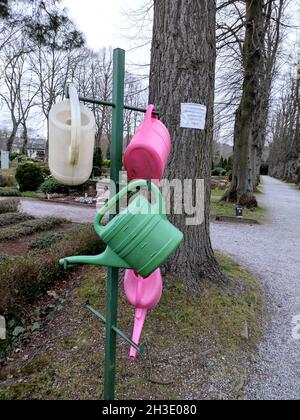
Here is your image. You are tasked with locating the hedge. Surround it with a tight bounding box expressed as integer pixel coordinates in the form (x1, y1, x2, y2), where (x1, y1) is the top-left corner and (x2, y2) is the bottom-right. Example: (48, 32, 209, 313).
(0, 187, 21, 197)
(0, 225, 104, 317)
(0, 199, 20, 214)
(0, 212, 34, 228)
(0, 217, 68, 241)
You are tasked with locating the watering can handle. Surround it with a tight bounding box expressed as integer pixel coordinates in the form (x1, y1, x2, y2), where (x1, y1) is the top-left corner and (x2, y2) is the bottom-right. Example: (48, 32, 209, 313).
(94, 180, 166, 238)
(69, 84, 81, 166)
(144, 104, 157, 130)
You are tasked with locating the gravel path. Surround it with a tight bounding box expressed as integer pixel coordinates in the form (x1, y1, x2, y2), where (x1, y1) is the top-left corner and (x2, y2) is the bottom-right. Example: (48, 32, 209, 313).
(20, 199, 95, 224)
(211, 176, 300, 400)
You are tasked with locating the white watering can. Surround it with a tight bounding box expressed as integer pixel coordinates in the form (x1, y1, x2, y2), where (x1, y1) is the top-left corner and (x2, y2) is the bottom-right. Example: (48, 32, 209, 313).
(49, 84, 96, 186)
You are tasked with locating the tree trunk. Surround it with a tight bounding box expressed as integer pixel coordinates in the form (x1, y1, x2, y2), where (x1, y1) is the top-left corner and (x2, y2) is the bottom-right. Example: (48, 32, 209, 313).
(6, 124, 18, 152)
(149, 0, 225, 289)
(252, 1, 284, 189)
(227, 0, 264, 208)
(252, 85, 270, 189)
(269, 75, 300, 183)
(21, 123, 28, 155)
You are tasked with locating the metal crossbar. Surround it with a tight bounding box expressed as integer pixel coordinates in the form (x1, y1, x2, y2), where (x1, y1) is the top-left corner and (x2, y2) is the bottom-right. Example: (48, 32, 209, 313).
(86, 303, 144, 354)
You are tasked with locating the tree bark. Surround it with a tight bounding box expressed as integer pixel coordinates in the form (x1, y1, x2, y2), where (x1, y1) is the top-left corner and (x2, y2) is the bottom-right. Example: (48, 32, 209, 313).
(269, 75, 300, 183)
(21, 122, 28, 155)
(6, 118, 18, 152)
(227, 0, 264, 208)
(252, 0, 284, 188)
(149, 0, 225, 289)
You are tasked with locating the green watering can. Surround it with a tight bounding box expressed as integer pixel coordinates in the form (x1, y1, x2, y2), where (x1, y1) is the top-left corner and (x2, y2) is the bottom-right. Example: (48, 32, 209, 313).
(60, 180, 183, 278)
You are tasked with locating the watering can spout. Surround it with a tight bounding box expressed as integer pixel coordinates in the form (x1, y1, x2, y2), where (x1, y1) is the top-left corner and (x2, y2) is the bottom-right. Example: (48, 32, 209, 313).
(130, 308, 148, 360)
(60, 247, 131, 270)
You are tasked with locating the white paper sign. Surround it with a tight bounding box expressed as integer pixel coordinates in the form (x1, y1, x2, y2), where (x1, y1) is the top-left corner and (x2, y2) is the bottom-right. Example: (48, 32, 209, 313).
(1, 150, 9, 170)
(180, 103, 207, 130)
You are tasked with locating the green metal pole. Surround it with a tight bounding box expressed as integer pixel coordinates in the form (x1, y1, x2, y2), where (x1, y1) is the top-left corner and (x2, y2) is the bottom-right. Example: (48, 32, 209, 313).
(103, 48, 125, 401)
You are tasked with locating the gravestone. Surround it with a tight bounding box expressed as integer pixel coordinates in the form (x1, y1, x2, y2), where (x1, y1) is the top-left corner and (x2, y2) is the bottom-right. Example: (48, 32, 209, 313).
(1, 150, 9, 170)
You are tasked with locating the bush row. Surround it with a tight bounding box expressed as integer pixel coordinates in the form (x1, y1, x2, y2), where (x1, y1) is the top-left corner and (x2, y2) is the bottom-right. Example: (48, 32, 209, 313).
(0, 225, 104, 317)
(28, 227, 81, 251)
(0, 217, 68, 241)
(0, 212, 34, 228)
(0, 199, 20, 214)
(0, 187, 21, 197)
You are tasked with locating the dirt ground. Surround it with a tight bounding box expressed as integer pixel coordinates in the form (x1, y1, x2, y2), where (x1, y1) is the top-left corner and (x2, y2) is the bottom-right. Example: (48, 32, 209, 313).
(0, 223, 73, 257)
(0, 255, 264, 400)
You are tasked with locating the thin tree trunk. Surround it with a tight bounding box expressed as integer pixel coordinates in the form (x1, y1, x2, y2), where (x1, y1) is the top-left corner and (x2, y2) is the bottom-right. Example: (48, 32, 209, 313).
(6, 123, 18, 152)
(149, 0, 225, 289)
(227, 0, 264, 208)
(21, 122, 28, 155)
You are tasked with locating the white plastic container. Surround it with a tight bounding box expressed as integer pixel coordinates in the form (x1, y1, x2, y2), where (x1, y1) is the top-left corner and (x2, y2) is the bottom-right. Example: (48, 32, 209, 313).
(49, 85, 96, 186)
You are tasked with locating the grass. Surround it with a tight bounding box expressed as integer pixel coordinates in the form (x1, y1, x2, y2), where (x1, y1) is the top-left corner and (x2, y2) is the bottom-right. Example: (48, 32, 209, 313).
(0, 253, 264, 400)
(211, 188, 226, 199)
(211, 199, 267, 222)
(21, 192, 38, 199)
(210, 184, 267, 223)
(0, 217, 68, 241)
(0, 189, 39, 199)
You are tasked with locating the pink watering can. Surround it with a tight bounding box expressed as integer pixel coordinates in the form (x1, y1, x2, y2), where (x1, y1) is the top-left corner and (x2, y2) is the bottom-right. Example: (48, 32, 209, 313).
(124, 269, 163, 360)
(124, 105, 171, 182)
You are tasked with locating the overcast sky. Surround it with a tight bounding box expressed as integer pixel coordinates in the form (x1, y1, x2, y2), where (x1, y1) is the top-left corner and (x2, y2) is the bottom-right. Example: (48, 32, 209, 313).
(1, 1, 299, 138)
(62, 0, 300, 79)
(61, 0, 152, 69)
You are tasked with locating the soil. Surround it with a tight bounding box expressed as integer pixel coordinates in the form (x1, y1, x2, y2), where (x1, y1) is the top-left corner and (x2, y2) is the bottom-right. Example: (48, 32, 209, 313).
(0, 223, 73, 257)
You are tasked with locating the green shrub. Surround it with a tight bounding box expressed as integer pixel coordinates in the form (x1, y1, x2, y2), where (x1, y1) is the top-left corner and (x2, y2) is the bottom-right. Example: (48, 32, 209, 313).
(29, 229, 77, 251)
(15, 163, 44, 192)
(17, 155, 38, 164)
(0, 187, 20, 197)
(39, 178, 69, 195)
(0, 217, 68, 241)
(103, 160, 111, 169)
(38, 163, 51, 178)
(0, 212, 34, 227)
(212, 167, 227, 177)
(9, 152, 20, 162)
(0, 199, 20, 214)
(0, 225, 103, 317)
